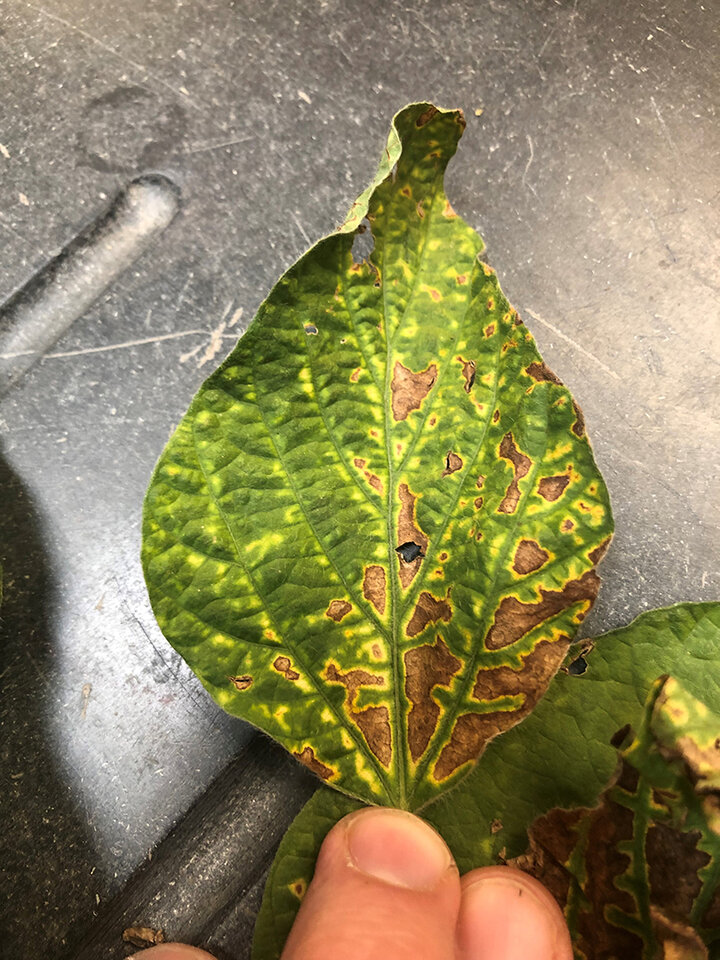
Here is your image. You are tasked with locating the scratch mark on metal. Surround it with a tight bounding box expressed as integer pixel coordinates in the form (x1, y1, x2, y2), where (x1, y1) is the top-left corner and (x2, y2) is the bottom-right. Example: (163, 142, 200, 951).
(650, 96, 678, 154)
(522, 135, 538, 196)
(525, 309, 621, 380)
(0, 329, 209, 361)
(290, 211, 311, 246)
(24, 2, 204, 111)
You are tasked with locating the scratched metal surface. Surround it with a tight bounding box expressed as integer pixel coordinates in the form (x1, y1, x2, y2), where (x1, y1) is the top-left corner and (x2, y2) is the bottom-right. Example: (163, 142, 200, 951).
(0, 0, 718, 958)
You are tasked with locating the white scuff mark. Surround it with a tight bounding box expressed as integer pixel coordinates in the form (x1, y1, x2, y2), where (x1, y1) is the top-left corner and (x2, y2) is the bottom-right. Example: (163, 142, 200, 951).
(521, 135, 538, 196)
(650, 96, 677, 153)
(298, 89, 312, 104)
(525, 309, 621, 380)
(81, 682, 92, 719)
(0, 143, 10, 159)
(290, 210, 311, 246)
(184, 136, 253, 155)
(179, 301, 238, 367)
(18, 193, 30, 206)
(24, 1, 205, 111)
(0, 329, 209, 361)
(179, 85, 190, 97)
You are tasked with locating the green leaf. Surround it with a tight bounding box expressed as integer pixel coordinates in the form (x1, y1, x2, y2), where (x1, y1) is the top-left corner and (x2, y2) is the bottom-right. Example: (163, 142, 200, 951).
(142, 101, 612, 809)
(251, 602, 720, 960)
(516, 676, 720, 958)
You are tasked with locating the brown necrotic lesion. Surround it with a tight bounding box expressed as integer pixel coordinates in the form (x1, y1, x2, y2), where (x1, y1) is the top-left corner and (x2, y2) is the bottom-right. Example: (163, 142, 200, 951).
(362, 565, 387, 616)
(325, 663, 392, 766)
(229, 675, 253, 691)
(293, 746, 335, 780)
(325, 600, 353, 622)
(442, 451, 463, 476)
(484, 571, 600, 651)
(396, 482, 429, 589)
(512, 539, 550, 575)
(404, 637, 461, 761)
(273, 656, 300, 680)
(537, 474, 570, 502)
(432, 638, 572, 781)
(497, 433, 531, 514)
(390, 361, 437, 421)
(406, 589, 453, 638)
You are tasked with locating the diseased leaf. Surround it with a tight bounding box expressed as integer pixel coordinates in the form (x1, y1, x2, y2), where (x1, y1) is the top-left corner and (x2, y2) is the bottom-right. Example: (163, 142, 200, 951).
(142, 102, 612, 808)
(252, 603, 720, 960)
(514, 676, 720, 958)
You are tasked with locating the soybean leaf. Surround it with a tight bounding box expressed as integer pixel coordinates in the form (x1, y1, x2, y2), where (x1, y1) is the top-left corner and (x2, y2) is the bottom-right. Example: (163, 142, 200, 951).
(142, 102, 612, 809)
(516, 676, 720, 958)
(251, 603, 720, 960)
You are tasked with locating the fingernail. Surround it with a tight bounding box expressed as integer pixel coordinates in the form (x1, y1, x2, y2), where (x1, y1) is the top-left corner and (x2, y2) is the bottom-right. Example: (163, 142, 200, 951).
(460, 874, 564, 960)
(345, 808, 453, 891)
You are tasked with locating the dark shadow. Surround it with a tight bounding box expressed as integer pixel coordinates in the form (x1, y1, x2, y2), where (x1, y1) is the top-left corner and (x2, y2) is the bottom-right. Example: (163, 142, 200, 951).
(0, 448, 97, 959)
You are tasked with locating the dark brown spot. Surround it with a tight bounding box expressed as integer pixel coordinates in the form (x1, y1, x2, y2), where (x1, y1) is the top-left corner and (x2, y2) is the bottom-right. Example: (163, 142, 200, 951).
(486, 297, 495, 311)
(476, 475, 485, 489)
(416, 105, 439, 127)
(646, 822, 710, 919)
(366, 472, 383, 493)
(537, 475, 570, 502)
(589, 537, 612, 565)
(229, 675, 253, 691)
(325, 600, 352, 622)
(397, 483, 429, 589)
(513, 539, 550, 575)
(416, 201, 425, 219)
(353, 457, 367, 469)
(390, 360, 437, 421)
(485, 323, 495, 338)
(492, 409, 500, 423)
(404, 637, 461, 761)
(289, 880, 307, 900)
(325, 664, 391, 766)
(427, 288, 441, 302)
(293, 746, 334, 780)
(484, 571, 600, 650)
(439, 552, 448, 561)
(371, 643, 382, 659)
(498, 433, 531, 514)
(434, 638, 571, 780)
(400, 185, 412, 198)
(406, 589, 452, 638)
(429, 416, 437, 427)
(272, 656, 300, 681)
(350, 367, 360, 382)
(474, 496, 484, 509)
(442, 451, 463, 476)
(457, 356, 476, 393)
(491, 819, 503, 834)
(526, 361, 562, 385)
(456, 274, 467, 284)
(571, 400, 586, 437)
(561, 519, 575, 532)
(363, 565, 387, 616)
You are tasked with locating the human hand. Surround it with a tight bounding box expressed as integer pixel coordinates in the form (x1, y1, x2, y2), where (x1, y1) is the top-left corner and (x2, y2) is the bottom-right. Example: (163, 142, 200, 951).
(135, 807, 572, 960)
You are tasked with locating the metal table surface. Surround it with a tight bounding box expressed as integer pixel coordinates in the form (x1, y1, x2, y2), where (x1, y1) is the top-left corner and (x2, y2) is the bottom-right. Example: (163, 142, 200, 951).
(1, 1, 718, 958)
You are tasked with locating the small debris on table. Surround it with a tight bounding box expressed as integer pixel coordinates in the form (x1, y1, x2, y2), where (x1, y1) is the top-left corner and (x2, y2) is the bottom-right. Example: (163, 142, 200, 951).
(122, 927, 166, 949)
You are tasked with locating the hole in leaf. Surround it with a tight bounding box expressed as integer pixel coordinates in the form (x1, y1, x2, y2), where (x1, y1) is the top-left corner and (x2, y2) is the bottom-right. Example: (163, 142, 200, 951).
(396, 541, 425, 563)
(351, 218, 375, 264)
(304, 324, 318, 335)
(610, 723, 633, 749)
(566, 654, 587, 676)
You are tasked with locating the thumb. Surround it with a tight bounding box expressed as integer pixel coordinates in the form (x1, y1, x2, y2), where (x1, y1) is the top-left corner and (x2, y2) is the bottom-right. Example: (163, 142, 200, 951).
(282, 807, 461, 960)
